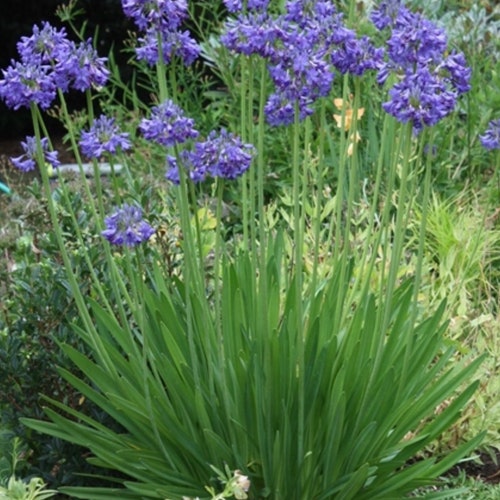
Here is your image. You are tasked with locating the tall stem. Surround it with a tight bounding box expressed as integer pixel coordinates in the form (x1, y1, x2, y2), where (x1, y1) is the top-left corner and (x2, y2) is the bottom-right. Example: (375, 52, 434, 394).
(291, 105, 305, 496)
(30, 103, 113, 372)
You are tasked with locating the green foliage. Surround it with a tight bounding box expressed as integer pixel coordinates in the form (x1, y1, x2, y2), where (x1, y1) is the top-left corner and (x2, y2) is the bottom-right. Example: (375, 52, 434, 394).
(0, 431, 57, 500)
(22, 247, 484, 499)
(414, 470, 500, 499)
(413, 193, 500, 318)
(0, 181, 132, 489)
(0, 476, 57, 500)
(1, 0, 493, 497)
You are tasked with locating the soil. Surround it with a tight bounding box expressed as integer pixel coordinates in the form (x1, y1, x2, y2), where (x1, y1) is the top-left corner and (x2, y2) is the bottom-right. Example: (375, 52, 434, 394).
(447, 447, 500, 485)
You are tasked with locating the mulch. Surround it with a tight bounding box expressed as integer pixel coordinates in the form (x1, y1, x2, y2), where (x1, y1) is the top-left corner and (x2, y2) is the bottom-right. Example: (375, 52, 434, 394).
(446, 448, 500, 485)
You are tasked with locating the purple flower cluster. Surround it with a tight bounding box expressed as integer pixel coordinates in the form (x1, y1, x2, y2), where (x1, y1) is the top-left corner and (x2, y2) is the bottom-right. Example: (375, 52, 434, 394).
(11, 136, 60, 172)
(61, 40, 110, 92)
(121, 0, 200, 66)
(222, 0, 381, 126)
(480, 120, 500, 150)
(372, 1, 471, 133)
(79, 115, 132, 159)
(0, 60, 57, 110)
(222, 0, 269, 13)
(166, 128, 255, 183)
(139, 99, 199, 146)
(102, 203, 155, 246)
(0, 22, 109, 110)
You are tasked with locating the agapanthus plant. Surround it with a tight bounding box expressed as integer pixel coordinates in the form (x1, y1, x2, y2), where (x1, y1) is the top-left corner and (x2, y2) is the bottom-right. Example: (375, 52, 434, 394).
(2, 1, 486, 499)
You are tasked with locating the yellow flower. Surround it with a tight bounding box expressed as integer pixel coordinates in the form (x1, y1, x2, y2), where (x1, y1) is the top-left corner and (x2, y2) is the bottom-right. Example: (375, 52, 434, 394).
(333, 97, 365, 132)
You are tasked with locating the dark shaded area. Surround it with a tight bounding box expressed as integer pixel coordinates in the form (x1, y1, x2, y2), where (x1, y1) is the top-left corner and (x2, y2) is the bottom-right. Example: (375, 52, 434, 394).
(0, 0, 129, 139)
(447, 448, 500, 485)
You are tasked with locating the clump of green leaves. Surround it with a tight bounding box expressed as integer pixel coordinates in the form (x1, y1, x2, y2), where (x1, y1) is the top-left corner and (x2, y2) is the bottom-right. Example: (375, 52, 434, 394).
(0, 432, 57, 500)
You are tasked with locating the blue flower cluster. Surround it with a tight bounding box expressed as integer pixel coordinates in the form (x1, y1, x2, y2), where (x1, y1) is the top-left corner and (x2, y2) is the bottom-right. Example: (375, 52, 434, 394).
(480, 120, 500, 150)
(139, 99, 199, 147)
(132, 97, 254, 183)
(80, 115, 132, 159)
(101, 203, 155, 246)
(223, 0, 269, 13)
(0, 22, 109, 110)
(122, 0, 200, 66)
(11, 136, 60, 172)
(221, 0, 382, 126)
(372, 1, 471, 133)
(166, 128, 255, 183)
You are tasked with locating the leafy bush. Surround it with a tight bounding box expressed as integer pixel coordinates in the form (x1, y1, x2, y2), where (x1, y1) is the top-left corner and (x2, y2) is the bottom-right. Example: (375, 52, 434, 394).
(0, 182, 126, 489)
(0, 430, 58, 500)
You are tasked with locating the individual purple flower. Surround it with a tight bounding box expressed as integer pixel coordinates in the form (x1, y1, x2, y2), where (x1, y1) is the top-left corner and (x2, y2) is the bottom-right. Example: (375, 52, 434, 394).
(58, 39, 109, 92)
(139, 99, 198, 147)
(102, 203, 155, 246)
(11, 136, 60, 172)
(166, 129, 255, 183)
(165, 155, 181, 183)
(223, 0, 242, 11)
(135, 27, 200, 66)
(79, 115, 132, 159)
(0, 59, 56, 110)
(480, 120, 500, 150)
